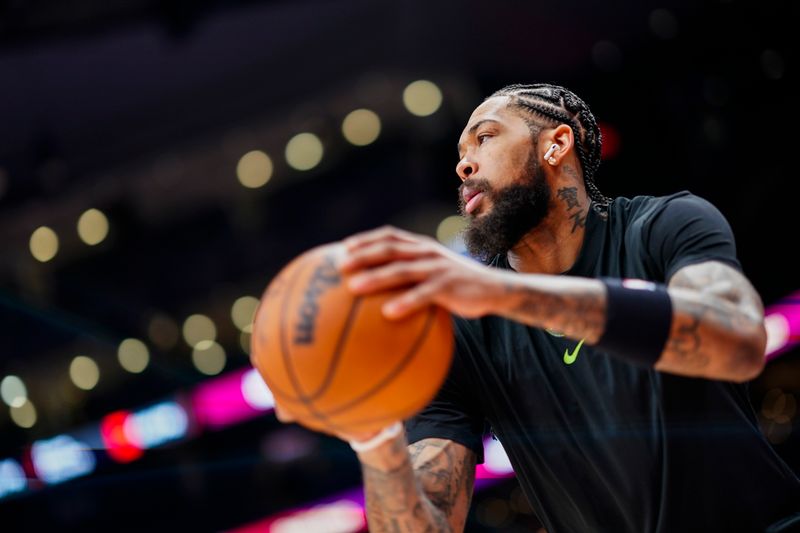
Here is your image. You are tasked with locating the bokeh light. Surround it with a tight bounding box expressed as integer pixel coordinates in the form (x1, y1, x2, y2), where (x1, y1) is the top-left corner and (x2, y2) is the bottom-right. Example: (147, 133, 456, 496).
(10, 400, 37, 428)
(241, 369, 275, 410)
(240, 330, 252, 354)
(29, 226, 59, 262)
(509, 486, 533, 515)
(342, 109, 381, 146)
(77, 208, 109, 245)
(285, 133, 323, 171)
(1, 375, 27, 408)
(760, 388, 796, 444)
(236, 150, 273, 188)
(118, 338, 150, 373)
(0, 458, 27, 497)
(192, 341, 226, 375)
(402, 80, 443, 117)
(436, 215, 467, 244)
(70, 356, 100, 391)
(182, 314, 217, 348)
(477, 497, 513, 529)
(599, 122, 621, 160)
(231, 296, 259, 331)
(764, 313, 790, 355)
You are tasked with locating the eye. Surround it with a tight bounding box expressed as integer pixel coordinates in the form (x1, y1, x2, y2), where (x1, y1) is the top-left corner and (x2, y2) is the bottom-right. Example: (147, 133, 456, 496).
(477, 133, 491, 145)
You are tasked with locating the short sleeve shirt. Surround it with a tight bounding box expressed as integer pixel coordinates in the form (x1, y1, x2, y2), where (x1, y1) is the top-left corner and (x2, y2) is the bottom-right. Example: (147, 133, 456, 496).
(405, 192, 800, 533)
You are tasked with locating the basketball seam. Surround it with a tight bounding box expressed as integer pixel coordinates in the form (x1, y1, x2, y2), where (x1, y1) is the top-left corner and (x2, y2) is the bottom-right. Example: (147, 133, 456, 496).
(279, 252, 348, 434)
(251, 271, 303, 402)
(322, 306, 439, 418)
(257, 370, 303, 404)
(253, 336, 299, 402)
(303, 296, 363, 401)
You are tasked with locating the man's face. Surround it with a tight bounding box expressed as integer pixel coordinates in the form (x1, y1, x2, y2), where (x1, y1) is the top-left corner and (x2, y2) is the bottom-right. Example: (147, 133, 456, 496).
(456, 97, 552, 259)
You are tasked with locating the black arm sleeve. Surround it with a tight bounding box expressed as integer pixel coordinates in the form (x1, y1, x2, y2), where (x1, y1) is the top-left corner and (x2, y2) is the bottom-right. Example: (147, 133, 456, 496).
(405, 316, 486, 463)
(643, 192, 742, 282)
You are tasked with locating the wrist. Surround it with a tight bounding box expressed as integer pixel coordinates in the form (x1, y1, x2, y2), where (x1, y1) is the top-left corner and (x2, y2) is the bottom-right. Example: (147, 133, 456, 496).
(489, 270, 522, 316)
(595, 278, 673, 366)
(350, 422, 403, 452)
(351, 422, 408, 469)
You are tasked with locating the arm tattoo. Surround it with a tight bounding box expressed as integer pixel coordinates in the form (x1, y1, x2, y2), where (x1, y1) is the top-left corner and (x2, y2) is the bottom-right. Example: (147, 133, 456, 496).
(504, 277, 606, 342)
(658, 261, 766, 379)
(362, 438, 476, 533)
(414, 441, 471, 516)
(408, 441, 427, 464)
(666, 302, 708, 369)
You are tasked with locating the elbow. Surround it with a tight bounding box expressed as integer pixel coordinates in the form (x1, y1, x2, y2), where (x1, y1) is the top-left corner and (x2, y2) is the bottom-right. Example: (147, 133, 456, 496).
(729, 351, 764, 383)
(727, 328, 767, 383)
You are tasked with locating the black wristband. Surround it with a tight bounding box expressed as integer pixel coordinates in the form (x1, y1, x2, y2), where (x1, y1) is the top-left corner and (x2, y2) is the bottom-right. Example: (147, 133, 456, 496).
(595, 279, 673, 367)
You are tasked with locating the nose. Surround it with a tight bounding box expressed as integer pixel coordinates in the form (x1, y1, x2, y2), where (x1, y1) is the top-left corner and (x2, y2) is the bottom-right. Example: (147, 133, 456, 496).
(456, 159, 477, 181)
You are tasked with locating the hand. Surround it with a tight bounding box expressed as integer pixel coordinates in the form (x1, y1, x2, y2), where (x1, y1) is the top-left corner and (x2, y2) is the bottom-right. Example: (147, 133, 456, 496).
(340, 225, 506, 319)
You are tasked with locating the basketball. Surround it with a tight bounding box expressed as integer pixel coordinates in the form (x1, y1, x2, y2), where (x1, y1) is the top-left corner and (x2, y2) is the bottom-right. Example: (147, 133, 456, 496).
(250, 242, 454, 436)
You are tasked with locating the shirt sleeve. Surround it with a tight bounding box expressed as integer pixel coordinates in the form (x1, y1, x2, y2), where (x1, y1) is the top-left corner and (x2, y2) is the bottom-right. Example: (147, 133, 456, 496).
(643, 192, 742, 282)
(405, 316, 486, 463)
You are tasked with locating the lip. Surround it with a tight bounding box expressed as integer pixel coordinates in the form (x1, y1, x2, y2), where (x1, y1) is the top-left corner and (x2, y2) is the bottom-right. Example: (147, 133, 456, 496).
(464, 191, 484, 214)
(462, 186, 479, 203)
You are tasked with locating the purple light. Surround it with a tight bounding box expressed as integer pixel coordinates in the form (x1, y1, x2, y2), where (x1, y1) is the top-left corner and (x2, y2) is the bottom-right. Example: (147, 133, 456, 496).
(230, 438, 510, 533)
(764, 293, 800, 361)
(230, 487, 365, 533)
(191, 368, 270, 430)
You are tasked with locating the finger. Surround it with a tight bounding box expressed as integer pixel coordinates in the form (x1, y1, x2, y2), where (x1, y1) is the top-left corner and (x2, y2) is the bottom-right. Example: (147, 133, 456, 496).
(341, 240, 434, 273)
(343, 225, 420, 252)
(347, 258, 444, 293)
(382, 278, 444, 319)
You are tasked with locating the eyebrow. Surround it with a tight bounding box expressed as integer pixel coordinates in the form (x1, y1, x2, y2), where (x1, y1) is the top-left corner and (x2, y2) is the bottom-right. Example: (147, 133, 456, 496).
(457, 119, 501, 156)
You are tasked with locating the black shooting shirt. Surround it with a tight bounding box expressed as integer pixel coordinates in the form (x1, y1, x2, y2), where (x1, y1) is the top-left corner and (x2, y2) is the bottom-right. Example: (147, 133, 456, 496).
(406, 192, 800, 533)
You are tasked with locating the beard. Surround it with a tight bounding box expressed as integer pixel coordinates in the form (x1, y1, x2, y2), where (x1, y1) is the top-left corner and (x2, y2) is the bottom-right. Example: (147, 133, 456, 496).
(458, 151, 551, 261)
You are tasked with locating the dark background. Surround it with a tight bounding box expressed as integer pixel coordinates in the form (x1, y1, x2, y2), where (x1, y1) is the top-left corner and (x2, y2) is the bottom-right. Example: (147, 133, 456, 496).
(1, 0, 798, 531)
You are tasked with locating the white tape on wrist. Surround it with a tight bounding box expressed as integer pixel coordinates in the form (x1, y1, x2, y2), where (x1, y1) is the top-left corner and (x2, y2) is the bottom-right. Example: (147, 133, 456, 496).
(349, 422, 403, 453)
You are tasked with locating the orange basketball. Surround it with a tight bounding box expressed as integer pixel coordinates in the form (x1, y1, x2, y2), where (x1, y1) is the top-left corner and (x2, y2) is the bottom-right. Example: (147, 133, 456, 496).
(250, 242, 454, 435)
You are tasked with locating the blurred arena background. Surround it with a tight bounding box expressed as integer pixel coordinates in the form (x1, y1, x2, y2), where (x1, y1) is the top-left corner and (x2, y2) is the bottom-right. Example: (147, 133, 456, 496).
(0, 0, 797, 531)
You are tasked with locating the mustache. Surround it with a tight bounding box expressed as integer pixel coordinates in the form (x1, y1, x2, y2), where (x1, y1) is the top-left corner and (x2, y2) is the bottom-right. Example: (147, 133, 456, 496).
(458, 178, 492, 207)
(459, 177, 491, 196)
(458, 177, 493, 216)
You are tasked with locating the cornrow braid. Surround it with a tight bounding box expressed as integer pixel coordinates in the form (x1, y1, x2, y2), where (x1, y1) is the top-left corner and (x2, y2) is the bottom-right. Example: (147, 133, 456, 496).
(490, 83, 612, 212)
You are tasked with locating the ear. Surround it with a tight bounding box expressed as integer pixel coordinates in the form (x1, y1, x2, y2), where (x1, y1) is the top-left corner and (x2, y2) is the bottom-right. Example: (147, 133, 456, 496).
(540, 124, 575, 166)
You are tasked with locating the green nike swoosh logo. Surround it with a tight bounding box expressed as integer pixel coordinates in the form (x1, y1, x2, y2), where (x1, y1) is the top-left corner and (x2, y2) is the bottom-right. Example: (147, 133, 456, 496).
(563, 338, 586, 365)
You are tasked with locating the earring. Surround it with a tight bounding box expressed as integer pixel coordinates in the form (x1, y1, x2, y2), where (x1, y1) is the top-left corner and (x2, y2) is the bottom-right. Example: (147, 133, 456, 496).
(548, 156, 557, 165)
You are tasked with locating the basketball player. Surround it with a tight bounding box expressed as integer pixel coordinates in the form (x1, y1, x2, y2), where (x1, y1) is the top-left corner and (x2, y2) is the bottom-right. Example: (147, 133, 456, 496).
(277, 84, 800, 532)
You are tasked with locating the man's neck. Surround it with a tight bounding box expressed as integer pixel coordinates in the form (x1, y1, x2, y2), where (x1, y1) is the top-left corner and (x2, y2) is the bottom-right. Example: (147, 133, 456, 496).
(506, 191, 592, 275)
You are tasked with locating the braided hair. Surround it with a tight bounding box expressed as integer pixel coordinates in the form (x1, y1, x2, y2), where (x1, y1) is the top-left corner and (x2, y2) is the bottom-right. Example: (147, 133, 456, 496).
(489, 83, 612, 212)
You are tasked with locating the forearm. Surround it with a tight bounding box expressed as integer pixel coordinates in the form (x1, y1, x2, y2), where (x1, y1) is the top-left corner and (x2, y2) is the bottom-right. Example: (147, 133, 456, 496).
(495, 272, 606, 343)
(657, 288, 766, 381)
(358, 434, 453, 533)
(493, 270, 765, 381)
